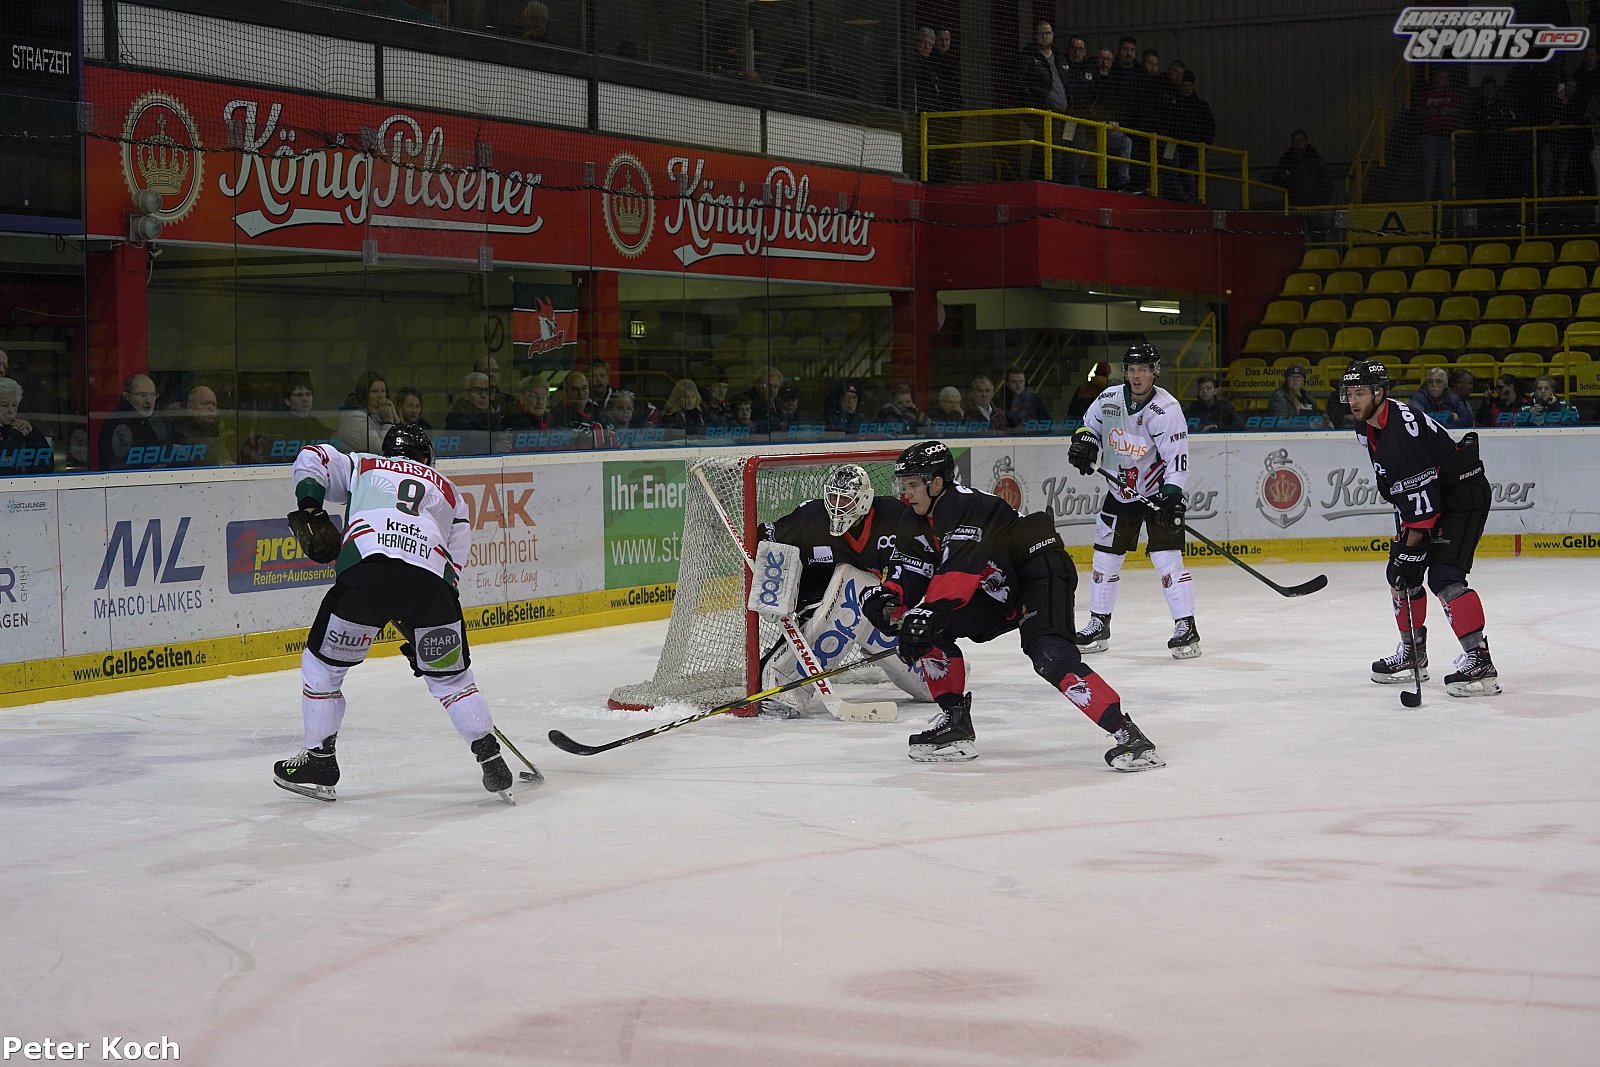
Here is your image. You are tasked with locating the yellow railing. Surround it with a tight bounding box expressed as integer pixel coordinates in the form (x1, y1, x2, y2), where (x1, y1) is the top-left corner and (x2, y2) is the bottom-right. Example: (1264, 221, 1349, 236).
(1347, 60, 1415, 203)
(1449, 123, 1599, 200)
(1289, 194, 1600, 246)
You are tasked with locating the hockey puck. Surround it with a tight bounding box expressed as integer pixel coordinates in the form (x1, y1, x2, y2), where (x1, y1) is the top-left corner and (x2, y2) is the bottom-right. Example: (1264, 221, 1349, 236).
(519, 770, 541, 782)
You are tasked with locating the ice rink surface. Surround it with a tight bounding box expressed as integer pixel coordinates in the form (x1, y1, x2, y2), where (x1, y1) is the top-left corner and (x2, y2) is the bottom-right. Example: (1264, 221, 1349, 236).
(2, 557, 1598, 1066)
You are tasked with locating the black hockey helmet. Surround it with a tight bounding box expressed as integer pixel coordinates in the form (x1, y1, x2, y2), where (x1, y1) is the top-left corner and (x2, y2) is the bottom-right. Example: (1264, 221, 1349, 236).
(1339, 359, 1392, 403)
(894, 440, 956, 491)
(382, 422, 434, 465)
(1122, 342, 1162, 377)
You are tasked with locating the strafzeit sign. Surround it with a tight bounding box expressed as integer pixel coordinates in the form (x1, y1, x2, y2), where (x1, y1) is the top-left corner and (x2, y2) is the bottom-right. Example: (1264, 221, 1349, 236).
(85, 68, 911, 286)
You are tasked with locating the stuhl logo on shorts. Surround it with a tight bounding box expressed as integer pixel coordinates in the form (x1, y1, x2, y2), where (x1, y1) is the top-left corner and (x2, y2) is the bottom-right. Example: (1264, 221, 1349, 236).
(1395, 6, 1589, 62)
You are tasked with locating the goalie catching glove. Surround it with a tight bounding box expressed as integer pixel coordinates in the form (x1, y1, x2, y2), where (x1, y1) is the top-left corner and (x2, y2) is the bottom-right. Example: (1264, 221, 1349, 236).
(861, 586, 903, 633)
(1068, 427, 1099, 476)
(286, 505, 341, 564)
(896, 606, 943, 665)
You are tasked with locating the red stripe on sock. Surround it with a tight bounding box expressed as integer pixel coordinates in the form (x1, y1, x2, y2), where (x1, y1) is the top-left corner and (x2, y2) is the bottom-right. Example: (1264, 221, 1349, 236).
(1392, 589, 1427, 632)
(1443, 589, 1486, 640)
(920, 647, 967, 701)
(1059, 670, 1124, 730)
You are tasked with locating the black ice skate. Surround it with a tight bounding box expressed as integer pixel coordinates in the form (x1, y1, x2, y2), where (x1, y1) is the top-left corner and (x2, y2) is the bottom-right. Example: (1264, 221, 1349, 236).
(274, 733, 339, 802)
(1074, 612, 1112, 654)
(1371, 626, 1429, 684)
(1104, 721, 1165, 772)
(1168, 616, 1201, 659)
(908, 693, 977, 762)
(472, 733, 516, 804)
(1444, 643, 1501, 698)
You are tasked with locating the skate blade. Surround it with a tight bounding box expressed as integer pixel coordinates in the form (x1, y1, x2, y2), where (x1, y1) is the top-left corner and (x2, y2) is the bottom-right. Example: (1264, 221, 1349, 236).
(1371, 669, 1430, 684)
(1170, 643, 1201, 659)
(496, 790, 517, 806)
(1446, 677, 1501, 698)
(908, 741, 978, 762)
(274, 777, 336, 802)
(1075, 640, 1108, 654)
(1109, 749, 1166, 772)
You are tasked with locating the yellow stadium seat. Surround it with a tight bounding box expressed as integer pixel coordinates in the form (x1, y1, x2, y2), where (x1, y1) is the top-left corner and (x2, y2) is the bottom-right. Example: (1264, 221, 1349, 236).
(1577, 293, 1600, 319)
(1410, 268, 1452, 293)
(1421, 324, 1466, 350)
(1498, 266, 1541, 291)
(1366, 269, 1409, 294)
(1437, 295, 1481, 322)
(1342, 246, 1382, 269)
(1305, 299, 1347, 325)
(1300, 248, 1340, 270)
(1286, 326, 1330, 354)
(1467, 322, 1511, 350)
(1558, 238, 1599, 263)
(1375, 325, 1420, 353)
(1393, 296, 1436, 322)
(1469, 242, 1511, 266)
(1412, 352, 1449, 380)
(1427, 244, 1468, 267)
(1261, 300, 1305, 326)
(1281, 272, 1321, 296)
(1385, 245, 1426, 268)
(1316, 354, 1350, 388)
(1456, 352, 1498, 381)
(1513, 322, 1559, 349)
(1546, 264, 1588, 289)
(1513, 241, 1554, 265)
(1481, 294, 1526, 320)
(1453, 268, 1496, 292)
(1323, 271, 1364, 295)
(1348, 298, 1393, 324)
(1227, 357, 1270, 391)
(1332, 326, 1374, 354)
(1391, 356, 1428, 387)
(1243, 328, 1285, 355)
(1528, 293, 1571, 320)
(1564, 320, 1600, 346)
(1555, 352, 1598, 394)
(1500, 351, 1545, 376)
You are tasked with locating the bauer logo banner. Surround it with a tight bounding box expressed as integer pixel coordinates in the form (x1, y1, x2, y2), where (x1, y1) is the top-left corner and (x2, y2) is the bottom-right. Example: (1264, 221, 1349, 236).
(747, 540, 802, 617)
(1395, 7, 1589, 62)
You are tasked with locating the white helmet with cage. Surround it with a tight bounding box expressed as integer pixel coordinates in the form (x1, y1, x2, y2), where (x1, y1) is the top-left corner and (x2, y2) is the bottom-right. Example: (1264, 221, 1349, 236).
(823, 463, 873, 536)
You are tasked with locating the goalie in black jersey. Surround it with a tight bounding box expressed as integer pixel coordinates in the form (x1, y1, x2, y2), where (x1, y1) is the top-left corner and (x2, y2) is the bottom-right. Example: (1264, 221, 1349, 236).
(754, 463, 932, 715)
(1342, 360, 1500, 696)
(861, 441, 1164, 770)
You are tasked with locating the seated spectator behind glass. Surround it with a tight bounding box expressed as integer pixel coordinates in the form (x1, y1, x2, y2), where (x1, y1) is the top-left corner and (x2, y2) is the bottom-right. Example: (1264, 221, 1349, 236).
(933, 386, 967, 422)
(1477, 373, 1523, 426)
(520, 0, 549, 41)
(1002, 365, 1052, 427)
(473, 355, 514, 414)
(1265, 364, 1331, 427)
(502, 375, 551, 432)
(963, 374, 1008, 431)
(602, 390, 636, 431)
(1520, 375, 1572, 424)
(446, 372, 501, 433)
(99, 373, 168, 469)
(0, 377, 51, 474)
(1409, 366, 1472, 429)
(766, 383, 803, 433)
(741, 367, 785, 428)
(660, 379, 706, 437)
(241, 375, 336, 464)
(337, 371, 397, 453)
(585, 358, 615, 415)
(554, 371, 591, 426)
(169, 385, 234, 466)
(878, 382, 932, 435)
(700, 366, 733, 428)
(826, 382, 863, 434)
(1449, 369, 1476, 413)
(1185, 374, 1238, 431)
(393, 385, 433, 429)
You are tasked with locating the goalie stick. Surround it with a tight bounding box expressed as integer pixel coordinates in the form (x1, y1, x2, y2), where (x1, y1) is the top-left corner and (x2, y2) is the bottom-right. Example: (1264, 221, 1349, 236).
(1093, 465, 1328, 598)
(691, 463, 898, 723)
(548, 648, 900, 756)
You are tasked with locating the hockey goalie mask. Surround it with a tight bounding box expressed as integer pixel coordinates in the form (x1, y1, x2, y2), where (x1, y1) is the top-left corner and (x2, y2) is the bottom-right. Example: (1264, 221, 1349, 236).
(823, 464, 873, 536)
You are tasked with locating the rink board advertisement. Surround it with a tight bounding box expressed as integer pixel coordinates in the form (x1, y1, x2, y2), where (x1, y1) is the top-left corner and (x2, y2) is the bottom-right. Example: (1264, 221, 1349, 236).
(2, 431, 1597, 702)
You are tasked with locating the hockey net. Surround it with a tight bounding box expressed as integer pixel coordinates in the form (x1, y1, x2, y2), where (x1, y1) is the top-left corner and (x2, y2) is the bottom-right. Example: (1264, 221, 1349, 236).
(608, 449, 903, 712)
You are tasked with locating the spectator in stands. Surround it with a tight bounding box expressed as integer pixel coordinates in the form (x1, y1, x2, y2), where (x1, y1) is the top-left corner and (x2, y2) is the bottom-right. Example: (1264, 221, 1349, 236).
(0, 347, 62, 445)
(1410, 366, 1473, 428)
(1521, 375, 1573, 424)
(933, 386, 967, 422)
(585, 359, 614, 414)
(0, 377, 51, 474)
(1136, 48, 1171, 153)
(502, 376, 551, 432)
(1164, 69, 1216, 202)
(742, 367, 785, 428)
(1185, 374, 1237, 431)
(700, 365, 733, 428)
(964, 374, 1008, 430)
(474, 355, 514, 413)
(1002, 365, 1051, 427)
(1168, 59, 1187, 89)
(1087, 47, 1135, 191)
(879, 382, 932, 435)
(826, 382, 863, 434)
(1018, 21, 1072, 181)
(1477, 373, 1523, 426)
(1449, 369, 1476, 410)
(393, 385, 432, 429)
(603, 390, 636, 432)
(1273, 129, 1332, 239)
(1107, 36, 1145, 191)
(336, 371, 397, 454)
(520, 1, 549, 42)
(242, 374, 335, 463)
(555, 371, 591, 423)
(731, 397, 756, 433)
(912, 27, 943, 113)
(169, 385, 233, 466)
(1266, 364, 1330, 426)
(1418, 68, 1463, 200)
(99, 373, 168, 469)
(1470, 76, 1521, 199)
(1059, 36, 1100, 186)
(446, 372, 501, 433)
(933, 29, 960, 110)
(766, 383, 803, 433)
(660, 378, 706, 438)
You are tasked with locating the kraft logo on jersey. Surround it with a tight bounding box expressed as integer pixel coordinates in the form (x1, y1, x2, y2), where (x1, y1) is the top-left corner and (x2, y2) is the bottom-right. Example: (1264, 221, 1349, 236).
(1395, 6, 1588, 62)
(377, 518, 430, 557)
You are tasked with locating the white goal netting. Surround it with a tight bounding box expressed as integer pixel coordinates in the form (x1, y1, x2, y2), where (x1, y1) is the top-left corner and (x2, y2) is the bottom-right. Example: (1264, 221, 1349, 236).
(608, 450, 902, 711)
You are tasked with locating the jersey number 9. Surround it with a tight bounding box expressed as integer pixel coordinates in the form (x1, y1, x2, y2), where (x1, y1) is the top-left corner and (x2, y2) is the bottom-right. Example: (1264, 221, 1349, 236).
(397, 478, 425, 515)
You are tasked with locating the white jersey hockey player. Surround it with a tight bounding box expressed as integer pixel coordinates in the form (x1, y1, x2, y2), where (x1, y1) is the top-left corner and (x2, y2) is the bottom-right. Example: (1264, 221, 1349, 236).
(272, 423, 532, 803)
(1066, 343, 1201, 657)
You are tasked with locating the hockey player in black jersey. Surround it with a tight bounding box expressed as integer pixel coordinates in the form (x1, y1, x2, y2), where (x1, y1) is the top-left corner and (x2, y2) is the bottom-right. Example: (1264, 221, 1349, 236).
(1342, 360, 1500, 696)
(860, 441, 1164, 769)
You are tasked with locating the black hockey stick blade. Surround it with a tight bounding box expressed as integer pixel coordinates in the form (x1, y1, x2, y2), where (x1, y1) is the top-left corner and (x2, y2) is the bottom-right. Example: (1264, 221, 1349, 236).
(493, 727, 546, 785)
(550, 648, 902, 757)
(1399, 590, 1424, 708)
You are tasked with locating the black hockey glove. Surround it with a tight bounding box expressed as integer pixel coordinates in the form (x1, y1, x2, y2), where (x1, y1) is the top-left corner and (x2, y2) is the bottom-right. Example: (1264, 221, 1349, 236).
(399, 642, 424, 678)
(1067, 427, 1099, 476)
(1387, 536, 1429, 591)
(286, 507, 341, 564)
(1153, 486, 1187, 530)
(861, 586, 902, 634)
(896, 606, 942, 665)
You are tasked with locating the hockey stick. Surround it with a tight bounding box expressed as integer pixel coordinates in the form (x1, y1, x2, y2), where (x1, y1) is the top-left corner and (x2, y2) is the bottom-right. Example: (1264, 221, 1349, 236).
(548, 648, 901, 756)
(1092, 466, 1328, 598)
(690, 464, 898, 723)
(493, 726, 546, 784)
(1398, 589, 1424, 708)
